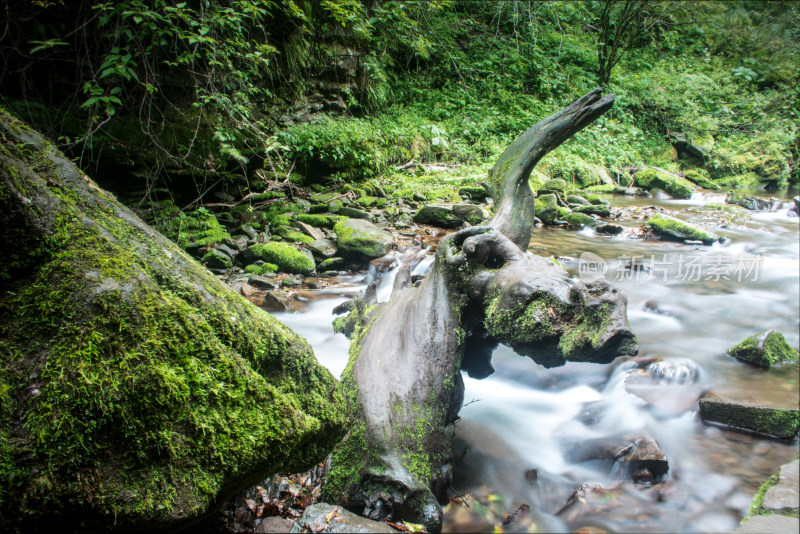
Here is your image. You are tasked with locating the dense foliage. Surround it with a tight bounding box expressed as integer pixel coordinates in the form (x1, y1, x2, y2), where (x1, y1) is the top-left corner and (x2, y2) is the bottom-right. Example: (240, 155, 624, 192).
(1, 0, 797, 204)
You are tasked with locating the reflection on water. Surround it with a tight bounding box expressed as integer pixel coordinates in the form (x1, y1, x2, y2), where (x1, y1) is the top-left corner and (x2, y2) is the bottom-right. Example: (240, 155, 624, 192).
(271, 191, 799, 532)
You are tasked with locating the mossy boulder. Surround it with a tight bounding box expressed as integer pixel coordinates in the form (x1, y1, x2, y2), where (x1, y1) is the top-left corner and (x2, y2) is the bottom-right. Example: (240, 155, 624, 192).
(334, 218, 394, 262)
(413, 203, 488, 228)
(0, 111, 344, 531)
(683, 169, 720, 190)
(534, 193, 559, 224)
(563, 212, 597, 228)
(634, 168, 695, 199)
(647, 214, 719, 245)
(542, 178, 567, 191)
(242, 242, 315, 274)
(273, 226, 314, 244)
(727, 330, 798, 368)
(574, 204, 611, 217)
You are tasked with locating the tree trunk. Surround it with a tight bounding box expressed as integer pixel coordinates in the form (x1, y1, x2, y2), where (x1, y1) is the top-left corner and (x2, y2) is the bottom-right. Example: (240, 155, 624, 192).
(324, 90, 637, 532)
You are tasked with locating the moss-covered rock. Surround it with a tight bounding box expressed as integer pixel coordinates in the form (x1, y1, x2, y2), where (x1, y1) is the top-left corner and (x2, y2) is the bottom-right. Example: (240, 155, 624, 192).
(273, 225, 314, 244)
(333, 218, 394, 262)
(634, 168, 695, 199)
(542, 178, 567, 191)
(295, 214, 341, 228)
(699, 392, 800, 439)
(0, 110, 344, 531)
(412, 203, 488, 228)
(563, 212, 597, 228)
(683, 169, 720, 190)
(727, 330, 798, 368)
(242, 242, 315, 274)
(646, 214, 719, 245)
(534, 193, 559, 224)
(201, 248, 233, 269)
(574, 204, 611, 217)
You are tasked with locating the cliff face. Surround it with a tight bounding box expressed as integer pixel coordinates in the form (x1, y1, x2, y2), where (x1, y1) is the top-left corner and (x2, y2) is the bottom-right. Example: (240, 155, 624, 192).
(0, 110, 345, 532)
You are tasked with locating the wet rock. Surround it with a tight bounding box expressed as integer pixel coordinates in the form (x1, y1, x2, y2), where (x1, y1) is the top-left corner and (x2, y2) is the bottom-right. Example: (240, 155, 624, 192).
(646, 214, 718, 245)
(595, 223, 624, 235)
(288, 503, 396, 533)
(698, 391, 800, 439)
(566, 432, 669, 481)
(635, 167, 695, 199)
(734, 514, 800, 534)
(248, 274, 279, 290)
(318, 257, 346, 271)
(238, 224, 260, 240)
(726, 192, 773, 211)
(458, 185, 489, 201)
(727, 330, 798, 368)
(763, 459, 799, 513)
(255, 516, 293, 533)
(334, 218, 394, 262)
(262, 290, 293, 312)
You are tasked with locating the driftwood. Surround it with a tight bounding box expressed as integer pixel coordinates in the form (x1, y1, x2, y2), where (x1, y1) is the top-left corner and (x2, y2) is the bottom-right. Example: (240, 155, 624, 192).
(324, 90, 637, 532)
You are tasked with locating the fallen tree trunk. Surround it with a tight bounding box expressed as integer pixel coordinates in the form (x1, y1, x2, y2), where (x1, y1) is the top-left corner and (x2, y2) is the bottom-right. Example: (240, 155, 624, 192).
(323, 90, 637, 532)
(0, 110, 345, 532)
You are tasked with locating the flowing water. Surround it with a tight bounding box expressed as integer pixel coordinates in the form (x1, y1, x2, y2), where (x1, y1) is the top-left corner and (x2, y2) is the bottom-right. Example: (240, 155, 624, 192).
(270, 190, 799, 533)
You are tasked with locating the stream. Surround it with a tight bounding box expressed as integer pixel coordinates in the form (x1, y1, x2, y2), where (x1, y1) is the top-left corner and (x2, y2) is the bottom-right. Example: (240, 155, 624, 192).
(270, 190, 799, 533)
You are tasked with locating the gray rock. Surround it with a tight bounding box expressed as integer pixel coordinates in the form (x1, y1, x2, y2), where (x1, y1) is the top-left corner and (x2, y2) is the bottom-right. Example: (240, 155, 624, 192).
(595, 223, 624, 235)
(734, 514, 800, 534)
(309, 238, 338, 258)
(296, 220, 325, 241)
(763, 459, 799, 512)
(413, 203, 488, 228)
(255, 516, 293, 533)
(288, 503, 396, 533)
(567, 194, 591, 206)
(338, 206, 372, 220)
(247, 275, 279, 290)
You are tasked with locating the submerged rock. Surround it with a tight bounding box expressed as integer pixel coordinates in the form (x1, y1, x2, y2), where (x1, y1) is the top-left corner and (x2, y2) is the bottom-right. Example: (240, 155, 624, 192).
(565, 432, 669, 482)
(699, 391, 800, 439)
(727, 330, 798, 368)
(646, 214, 718, 245)
(0, 111, 344, 531)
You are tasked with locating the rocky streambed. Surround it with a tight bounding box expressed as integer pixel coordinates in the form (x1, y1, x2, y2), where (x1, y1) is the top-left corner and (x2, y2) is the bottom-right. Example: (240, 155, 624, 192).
(191, 177, 799, 533)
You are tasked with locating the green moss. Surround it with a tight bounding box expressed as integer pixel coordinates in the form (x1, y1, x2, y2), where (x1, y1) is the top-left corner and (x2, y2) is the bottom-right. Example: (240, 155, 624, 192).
(647, 214, 718, 245)
(635, 168, 695, 199)
(574, 204, 611, 217)
(354, 196, 387, 209)
(728, 330, 798, 368)
(274, 226, 314, 244)
(458, 186, 488, 200)
(0, 110, 344, 528)
(564, 212, 597, 228)
(295, 214, 341, 228)
(484, 294, 562, 346)
(318, 257, 345, 271)
(683, 169, 720, 190)
(244, 263, 278, 275)
(245, 242, 315, 274)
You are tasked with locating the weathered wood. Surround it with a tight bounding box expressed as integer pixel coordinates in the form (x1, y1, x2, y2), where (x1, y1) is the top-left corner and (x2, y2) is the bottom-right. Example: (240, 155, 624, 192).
(324, 90, 636, 533)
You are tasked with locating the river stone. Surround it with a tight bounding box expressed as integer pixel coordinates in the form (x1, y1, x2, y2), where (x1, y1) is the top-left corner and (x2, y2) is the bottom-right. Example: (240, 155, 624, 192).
(646, 214, 718, 245)
(334, 218, 394, 261)
(534, 194, 559, 224)
(296, 220, 325, 240)
(543, 178, 567, 191)
(574, 204, 611, 217)
(698, 391, 800, 439)
(763, 459, 799, 512)
(288, 503, 396, 533)
(725, 191, 774, 211)
(255, 516, 293, 533)
(563, 212, 597, 228)
(595, 223, 624, 235)
(248, 274, 279, 290)
(727, 330, 798, 368)
(566, 432, 669, 481)
(734, 514, 800, 534)
(634, 167, 695, 199)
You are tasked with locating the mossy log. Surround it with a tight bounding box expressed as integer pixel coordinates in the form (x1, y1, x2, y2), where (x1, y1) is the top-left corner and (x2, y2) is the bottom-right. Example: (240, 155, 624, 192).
(0, 110, 345, 532)
(324, 90, 637, 532)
